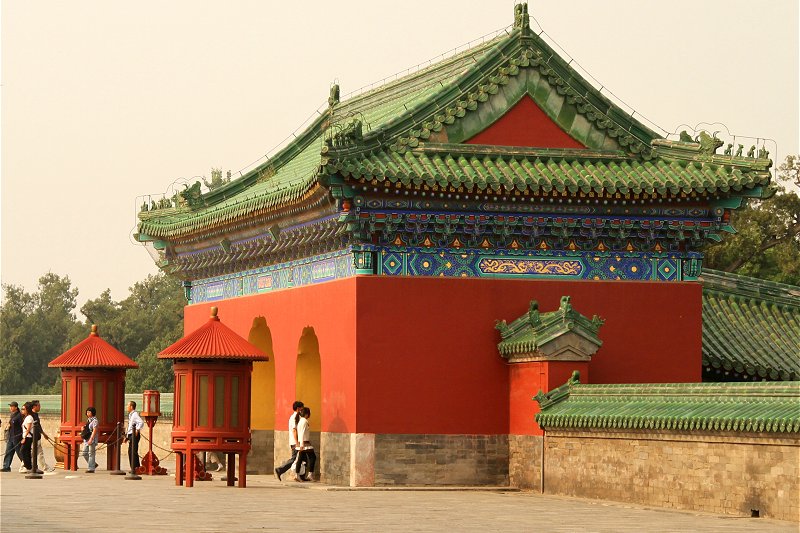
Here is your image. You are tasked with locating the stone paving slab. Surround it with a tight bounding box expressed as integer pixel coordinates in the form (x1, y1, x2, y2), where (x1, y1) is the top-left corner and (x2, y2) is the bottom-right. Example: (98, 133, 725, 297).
(0, 469, 795, 532)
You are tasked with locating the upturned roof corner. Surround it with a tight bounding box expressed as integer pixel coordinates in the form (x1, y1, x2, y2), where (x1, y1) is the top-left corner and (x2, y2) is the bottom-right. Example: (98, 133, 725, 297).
(533, 369, 581, 409)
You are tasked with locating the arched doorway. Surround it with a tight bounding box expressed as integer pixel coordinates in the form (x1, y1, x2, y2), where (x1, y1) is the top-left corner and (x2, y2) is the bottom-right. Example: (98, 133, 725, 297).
(295, 326, 321, 432)
(248, 316, 275, 472)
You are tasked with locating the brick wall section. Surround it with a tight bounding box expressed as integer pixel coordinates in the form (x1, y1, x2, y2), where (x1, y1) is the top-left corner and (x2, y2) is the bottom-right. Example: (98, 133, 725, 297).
(509, 434, 542, 490)
(321, 432, 351, 485)
(247, 429, 274, 474)
(543, 430, 800, 522)
(373, 434, 509, 486)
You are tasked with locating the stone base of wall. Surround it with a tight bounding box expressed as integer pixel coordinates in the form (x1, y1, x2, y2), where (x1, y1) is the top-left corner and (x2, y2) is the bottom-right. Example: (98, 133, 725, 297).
(373, 434, 508, 486)
(276, 431, 509, 487)
(509, 434, 542, 490)
(544, 430, 800, 522)
(321, 432, 351, 486)
(247, 429, 274, 474)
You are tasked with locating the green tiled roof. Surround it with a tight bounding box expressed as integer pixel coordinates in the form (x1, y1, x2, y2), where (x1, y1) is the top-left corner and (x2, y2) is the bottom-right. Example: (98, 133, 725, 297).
(137, 36, 502, 241)
(496, 296, 603, 358)
(534, 372, 800, 434)
(137, 4, 772, 242)
(321, 143, 770, 196)
(700, 269, 800, 381)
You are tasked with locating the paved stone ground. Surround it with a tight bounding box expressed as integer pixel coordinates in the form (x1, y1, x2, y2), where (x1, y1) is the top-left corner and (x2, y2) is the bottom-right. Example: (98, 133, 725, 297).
(0, 467, 795, 532)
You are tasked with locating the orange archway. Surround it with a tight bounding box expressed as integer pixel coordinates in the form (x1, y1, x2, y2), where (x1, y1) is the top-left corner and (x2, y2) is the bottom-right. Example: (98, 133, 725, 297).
(248, 317, 275, 431)
(295, 327, 322, 432)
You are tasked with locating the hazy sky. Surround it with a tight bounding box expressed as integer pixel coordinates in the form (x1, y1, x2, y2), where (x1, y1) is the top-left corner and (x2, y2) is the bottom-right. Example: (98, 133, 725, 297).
(2, 1, 798, 313)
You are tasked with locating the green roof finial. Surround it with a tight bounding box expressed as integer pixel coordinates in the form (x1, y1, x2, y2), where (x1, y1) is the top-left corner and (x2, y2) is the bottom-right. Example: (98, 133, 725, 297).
(513, 3, 531, 34)
(328, 83, 340, 107)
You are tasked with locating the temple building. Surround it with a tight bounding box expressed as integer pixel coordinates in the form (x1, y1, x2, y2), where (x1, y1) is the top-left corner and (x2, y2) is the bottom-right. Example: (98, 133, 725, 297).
(135, 4, 792, 488)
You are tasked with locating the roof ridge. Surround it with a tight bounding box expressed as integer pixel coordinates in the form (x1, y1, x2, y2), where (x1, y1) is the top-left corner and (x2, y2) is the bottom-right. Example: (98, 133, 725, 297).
(337, 34, 508, 113)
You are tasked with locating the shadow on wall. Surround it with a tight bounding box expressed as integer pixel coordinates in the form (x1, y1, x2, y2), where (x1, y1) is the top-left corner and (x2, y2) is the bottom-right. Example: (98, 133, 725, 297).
(249, 317, 275, 431)
(296, 327, 321, 432)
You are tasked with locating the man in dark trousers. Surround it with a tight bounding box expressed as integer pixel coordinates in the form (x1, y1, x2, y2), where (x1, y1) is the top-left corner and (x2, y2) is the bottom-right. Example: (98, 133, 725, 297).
(123, 401, 143, 471)
(274, 401, 304, 481)
(1, 402, 23, 472)
(31, 400, 53, 472)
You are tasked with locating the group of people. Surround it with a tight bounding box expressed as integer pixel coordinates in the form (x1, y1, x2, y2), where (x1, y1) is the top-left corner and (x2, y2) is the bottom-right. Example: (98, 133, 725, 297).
(274, 400, 317, 482)
(2, 400, 54, 474)
(80, 400, 143, 473)
(5, 398, 317, 481)
(2, 399, 144, 474)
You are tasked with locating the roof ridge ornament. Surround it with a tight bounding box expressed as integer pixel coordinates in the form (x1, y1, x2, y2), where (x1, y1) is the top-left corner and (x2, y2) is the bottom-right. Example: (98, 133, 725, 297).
(533, 370, 580, 409)
(328, 83, 340, 108)
(513, 3, 531, 35)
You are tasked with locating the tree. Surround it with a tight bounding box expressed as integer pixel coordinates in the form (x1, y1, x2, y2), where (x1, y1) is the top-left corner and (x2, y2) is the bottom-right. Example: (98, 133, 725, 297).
(0, 273, 79, 394)
(77, 272, 184, 392)
(1, 271, 184, 394)
(125, 333, 177, 393)
(703, 155, 800, 284)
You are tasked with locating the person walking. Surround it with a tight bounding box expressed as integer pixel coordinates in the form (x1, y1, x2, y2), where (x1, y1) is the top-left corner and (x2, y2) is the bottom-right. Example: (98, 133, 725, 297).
(294, 407, 316, 482)
(31, 400, 53, 472)
(274, 401, 304, 481)
(19, 403, 34, 473)
(81, 407, 99, 473)
(1, 402, 23, 472)
(123, 401, 143, 471)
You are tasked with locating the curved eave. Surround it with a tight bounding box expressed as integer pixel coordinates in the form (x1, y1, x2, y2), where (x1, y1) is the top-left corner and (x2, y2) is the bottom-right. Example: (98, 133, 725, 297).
(48, 361, 139, 369)
(157, 353, 268, 361)
(137, 177, 323, 241)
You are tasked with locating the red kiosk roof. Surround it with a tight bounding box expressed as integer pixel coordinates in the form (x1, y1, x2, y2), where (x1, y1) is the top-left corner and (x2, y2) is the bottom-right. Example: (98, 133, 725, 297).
(158, 307, 269, 361)
(49, 325, 139, 369)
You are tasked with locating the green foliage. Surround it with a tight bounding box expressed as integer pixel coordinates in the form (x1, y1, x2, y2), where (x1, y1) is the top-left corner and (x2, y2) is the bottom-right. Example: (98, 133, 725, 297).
(125, 333, 177, 393)
(0, 273, 78, 394)
(704, 155, 800, 285)
(1, 272, 184, 395)
(77, 273, 184, 393)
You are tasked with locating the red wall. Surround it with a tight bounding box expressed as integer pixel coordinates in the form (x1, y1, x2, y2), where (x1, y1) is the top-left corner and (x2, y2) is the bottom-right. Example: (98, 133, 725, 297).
(465, 96, 586, 149)
(183, 275, 702, 437)
(354, 276, 701, 435)
(184, 278, 358, 434)
(509, 361, 589, 436)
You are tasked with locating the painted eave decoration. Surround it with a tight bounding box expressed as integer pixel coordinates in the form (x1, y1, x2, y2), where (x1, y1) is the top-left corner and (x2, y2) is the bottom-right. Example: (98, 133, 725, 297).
(534, 372, 800, 434)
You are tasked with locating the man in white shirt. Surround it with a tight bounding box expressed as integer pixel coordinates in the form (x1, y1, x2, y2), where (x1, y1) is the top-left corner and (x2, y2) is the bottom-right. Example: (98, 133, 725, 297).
(274, 401, 304, 481)
(123, 401, 144, 471)
(294, 407, 316, 482)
